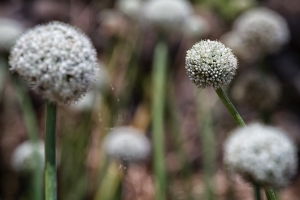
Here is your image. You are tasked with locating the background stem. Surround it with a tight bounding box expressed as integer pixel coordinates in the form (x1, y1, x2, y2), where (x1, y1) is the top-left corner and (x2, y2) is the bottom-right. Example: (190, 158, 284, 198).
(45, 101, 57, 200)
(152, 39, 168, 200)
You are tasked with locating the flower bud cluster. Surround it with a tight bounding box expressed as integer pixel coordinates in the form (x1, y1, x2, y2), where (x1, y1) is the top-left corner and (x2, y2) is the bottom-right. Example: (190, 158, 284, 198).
(142, 0, 193, 32)
(185, 40, 238, 89)
(103, 126, 151, 163)
(11, 140, 45, 173)
(9, 21, 98, 104)
(224, 123, 298, 188)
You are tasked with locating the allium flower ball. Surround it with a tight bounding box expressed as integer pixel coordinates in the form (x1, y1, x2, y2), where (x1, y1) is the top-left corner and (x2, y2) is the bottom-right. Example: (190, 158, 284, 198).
(11, 141, 45, 173)
(0, 18, 24, 52)
(116, 0, 142, 19)
(185, 40, 238, 89)
(233, 7, 290, 54)
(103, 126, 151, 163)
(183, 15, 210, 38)
(9, 21, 98, 104)
(142, 0, 193, 31)
(231, 70, 281, 109)
(224, 123, 298, 188)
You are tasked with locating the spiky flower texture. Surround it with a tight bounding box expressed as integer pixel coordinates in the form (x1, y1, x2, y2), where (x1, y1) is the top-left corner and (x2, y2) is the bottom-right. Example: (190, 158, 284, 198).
(186, 40, 238, 89)
(224, 123, 298, 189)
(9, 21, 98, 104)
(104, 126, 151, 163)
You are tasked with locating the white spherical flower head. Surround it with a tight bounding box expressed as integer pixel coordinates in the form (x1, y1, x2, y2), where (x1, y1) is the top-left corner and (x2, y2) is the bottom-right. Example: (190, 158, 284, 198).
(116, 0, 142, 19)
(0, 18, 24, 52)
(183, 15, 210, 38)
(104, 126, 151, 163)
(9, 21, 98, 104)
(185, 40, 238, 89)
(142, 0, 193, 32)
(11, 140, 45, 173)
(233, 7, 290, 54)
(224, 123, 298, 188)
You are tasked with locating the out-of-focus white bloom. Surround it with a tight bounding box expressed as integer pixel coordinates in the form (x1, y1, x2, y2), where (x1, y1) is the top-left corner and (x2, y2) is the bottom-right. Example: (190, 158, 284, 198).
(103, 126, 151, 163)
(142, 0, 193, 32)
(221, 31, 258, 63)
(183, 15, 210, 38)
(224, 123, 298, 188)
(116, 0, 142, 19)
(233, 7, 290, 54)
(231, 70, 281, 109)
(185, 40, 238, 89)
(94, 61, 109, 91)
(9, 21, 98, 105)
(11, 140, 44, 173)
(0, 18, 24, 52)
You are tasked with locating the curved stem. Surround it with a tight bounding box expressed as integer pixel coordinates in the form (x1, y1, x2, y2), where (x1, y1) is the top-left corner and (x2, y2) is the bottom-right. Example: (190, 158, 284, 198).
(45, 101, 57, 200)
(265, 188, 277, 200)
(214, 87, 275, 200)
(215, 87, 246, 127)
(152, 39, 168, 200)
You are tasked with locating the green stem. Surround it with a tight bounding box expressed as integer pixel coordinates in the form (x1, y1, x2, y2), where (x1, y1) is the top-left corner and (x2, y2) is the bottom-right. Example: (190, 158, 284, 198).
(215, 87, 265, 200)
(215, 87, 246, 127)
(254, 183, 262, 200)
(265, 188, 277, 200)
(152, 39, 168, 200)
(45, 101, 57, 200)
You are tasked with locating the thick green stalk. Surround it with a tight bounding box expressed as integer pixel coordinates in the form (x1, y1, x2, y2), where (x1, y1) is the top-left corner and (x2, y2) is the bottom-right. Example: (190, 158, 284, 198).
(215, 88, 246, 127)
(254, 183, 262, 200)
(152, 39, 168, 200)
(215, 87, 267, 200)
(45, 101, 57, 200)
(265, 189, 277, 200)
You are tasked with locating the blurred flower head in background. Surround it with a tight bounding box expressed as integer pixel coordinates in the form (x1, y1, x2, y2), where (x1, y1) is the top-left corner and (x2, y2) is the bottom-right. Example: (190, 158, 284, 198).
(182, 15, 210, 38)
(185, 40, 238, 89)
(9, 21, 98, 105)
(116, 0, 143, 19)
(224, 123, 298, 189)
(224, 7, 290, 63)
(142, 0, 193, 32)
(103, 126, 151, 163)
(11, 140, 44, 173)
(0, 18, 24, 53)
(231, 70, 281, 110)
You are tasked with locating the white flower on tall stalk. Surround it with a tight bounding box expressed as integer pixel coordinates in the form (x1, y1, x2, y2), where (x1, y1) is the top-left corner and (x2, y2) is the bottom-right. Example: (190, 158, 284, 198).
(182, 15, 210, 38)
(116, 0, 143, 19)
(142, 0, 193, 32)
(233, 7, 290, 55)
(185, 40, 238, 89)
(224, 123, 298, 188)
(9, 21, 98, 105)
(11, 140, 45, 173)
(0, 18, 24, 52)
(103, 126, 151, 163)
